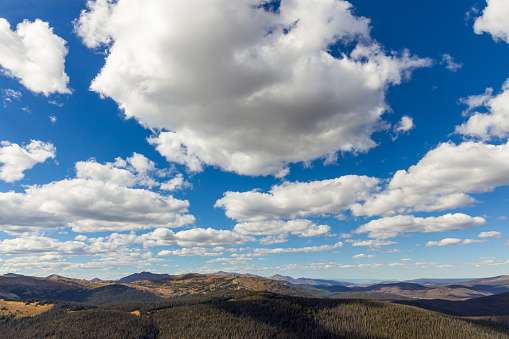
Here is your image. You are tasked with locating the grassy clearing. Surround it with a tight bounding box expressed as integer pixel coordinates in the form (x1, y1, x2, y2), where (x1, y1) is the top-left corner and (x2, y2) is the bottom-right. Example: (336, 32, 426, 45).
(0, 299, 53, 318)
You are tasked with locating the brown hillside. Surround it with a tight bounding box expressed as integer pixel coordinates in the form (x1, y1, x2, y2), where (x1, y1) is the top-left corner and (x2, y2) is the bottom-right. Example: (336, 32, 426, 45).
(130, 273, 311, 298)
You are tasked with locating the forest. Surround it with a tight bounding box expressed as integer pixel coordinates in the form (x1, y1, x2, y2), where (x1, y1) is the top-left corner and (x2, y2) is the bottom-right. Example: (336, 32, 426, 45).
(1, 290, 508, 338)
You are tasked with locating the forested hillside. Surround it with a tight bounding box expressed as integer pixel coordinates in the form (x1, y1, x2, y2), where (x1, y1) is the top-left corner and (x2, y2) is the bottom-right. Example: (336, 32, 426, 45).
(1, 291, 507, 338)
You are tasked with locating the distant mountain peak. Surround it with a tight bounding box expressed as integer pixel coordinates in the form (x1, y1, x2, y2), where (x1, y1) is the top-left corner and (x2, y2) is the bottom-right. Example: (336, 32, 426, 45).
(117, 271, 169, 283)
(270, 274, 293, 280)
(4, 273, 24, 277)
(47, 274, 67, 279)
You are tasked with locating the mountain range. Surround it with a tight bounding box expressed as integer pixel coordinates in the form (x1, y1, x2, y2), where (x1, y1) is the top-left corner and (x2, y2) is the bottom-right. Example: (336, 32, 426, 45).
(2, 272, 509, 307)
(1, 272, 509, 337)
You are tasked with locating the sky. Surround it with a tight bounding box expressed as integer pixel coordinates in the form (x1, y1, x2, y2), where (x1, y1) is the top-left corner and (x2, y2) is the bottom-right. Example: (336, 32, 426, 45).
(0, 0, 508, 281)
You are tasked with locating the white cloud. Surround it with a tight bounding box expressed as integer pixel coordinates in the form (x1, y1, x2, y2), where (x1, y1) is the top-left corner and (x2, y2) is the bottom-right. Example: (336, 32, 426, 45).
(49, 115, 57, 123)
(393, 116, 414, 134)
(0, 236, 90, 255)
(160, 173, 191, 191)
(414, 262, 454, 268)
(75, 153, 178, 188)
(0, 19, 70, 95)
(216, 175, 379, 221)
(478, 231, 501, 238)
(146, 228, 251, 247)
(351, 141, 509, 216)
(206, 256, 253, 265)
(355, 213, 486, 239)
(467, 259, 509, 267)
(0, 250, 159, 277)
(218, 140, 509, 221)
(459, 87, 493, 116)
(234, 219, 330, 237)
(158, 247, 224, 257)
(0, 157, 193, 234)
(474, 0, 509, 43)
(350, 239, 397, 247)
(252, 242, 343, 255)
(3, 89, 21, 101)
(76, 0, 430, 176)
(441, 54, 462, 72)
(353, 253, 377, 259)
(0, 140, 56, 182)
(456, 80, 509, 140)
(259, 234, 288, 245)
(370, 248, 402, 253)
(425, 238, 488, 247)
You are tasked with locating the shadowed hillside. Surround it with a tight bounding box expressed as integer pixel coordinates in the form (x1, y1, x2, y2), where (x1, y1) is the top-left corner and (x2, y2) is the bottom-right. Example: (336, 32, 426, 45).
(1, 291, 507, 338)
(399, 291, 509, 317)
(118, 272, 170, 284)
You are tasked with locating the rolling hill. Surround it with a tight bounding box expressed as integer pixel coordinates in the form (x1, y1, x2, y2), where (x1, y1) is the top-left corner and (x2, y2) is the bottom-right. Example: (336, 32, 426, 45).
(402, 291, 509, 317)
(286, 275, 509, 301)
(130, 273, 311, 298)
(0, 273, 310, 304)
(1, 291, 507, 338)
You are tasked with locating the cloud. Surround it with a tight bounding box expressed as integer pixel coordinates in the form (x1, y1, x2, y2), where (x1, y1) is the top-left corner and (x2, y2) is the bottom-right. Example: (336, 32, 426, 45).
(370, 248, 402, 253)
(3, 89, 21, 101)
(76, 0, 430, 176)
(216, 175, 379, 221)
(350, 239, 397, 247)
(0, 140, 56, 182)
(206, 256, 253, 265)
(146, 228, 251, 247)
(234, 219, 330, 237)
(0, 19, 70, 95)
(160, 173, 191, 191)
(393, 116, 414, 134)
(414, 262, 454, 268)
(252, 242, 343, 255)
(0, 250, 159, 277)
(478, 231, 501, 238)
(425, 238, 488, 247)
(467, 259, 509, 267)
(441, 54, 462, 72)
(75, 153, 165, 188)
(474, 0, 509, 43)
(219, 140, 509, 221)
(0, 156, 193, 234)
(459, 87, 493, 116)
(353, 253, 377, 259)
(355, 213, 486, 239)
(259, 234, 288, 245)
(351, 141, 509, 216)
(158, 247, 224, 257)
(0, 236, 90, 255)
(456, 79, 509, 140)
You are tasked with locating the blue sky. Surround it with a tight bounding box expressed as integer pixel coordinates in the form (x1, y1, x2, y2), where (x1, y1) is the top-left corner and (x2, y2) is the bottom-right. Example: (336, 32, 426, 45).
(0, 0, 508, 281)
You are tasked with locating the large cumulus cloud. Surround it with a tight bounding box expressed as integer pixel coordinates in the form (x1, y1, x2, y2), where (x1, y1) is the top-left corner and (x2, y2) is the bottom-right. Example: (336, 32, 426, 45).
(75, 0, 430, 176)
(0, 19, 70, 95)
(474, 0, 509, 43)
(0, 155, 194, 234)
